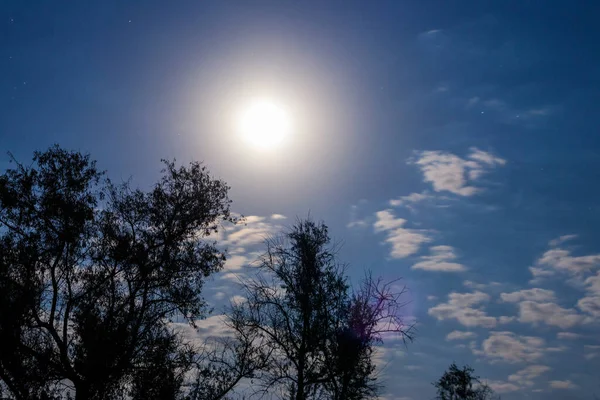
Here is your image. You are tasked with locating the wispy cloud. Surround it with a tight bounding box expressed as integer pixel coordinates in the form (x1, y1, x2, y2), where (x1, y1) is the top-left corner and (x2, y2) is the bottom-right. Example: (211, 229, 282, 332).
(473, 331, 546, 363)
(549, 380, 578, 390)
(500, 288, 557, 303)
(410, 147, 505, 196)
(485, 380, 520, 394)
(507, 365, 551, 388)
(516, 301, 584, 329)
(429, 291, 496, 328)
(412, 245, 466, 272)
(446, 330, 477, 341)
(556, 332, 582, 340)
(389, 192, 433, 208)
(374, 209, 431, 258)
(347, 200, 370, 229)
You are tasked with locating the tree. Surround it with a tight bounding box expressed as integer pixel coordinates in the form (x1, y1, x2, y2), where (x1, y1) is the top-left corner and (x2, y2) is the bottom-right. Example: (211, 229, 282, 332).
(433, 363, 497, 400)
(229, 219, 412, 400)
(323, 274, 413, 400)
(0, 145, 238, 399)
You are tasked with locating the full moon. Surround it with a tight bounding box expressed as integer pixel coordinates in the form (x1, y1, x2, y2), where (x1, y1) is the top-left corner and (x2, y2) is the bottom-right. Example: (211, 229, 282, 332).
(238, 99, 292, 150)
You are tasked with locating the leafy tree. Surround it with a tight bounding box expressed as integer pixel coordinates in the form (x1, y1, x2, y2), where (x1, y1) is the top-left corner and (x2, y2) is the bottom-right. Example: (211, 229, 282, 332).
(0, 145, 238, 399)
(229, 219, 412, 400)
(433, 363, 497, 400)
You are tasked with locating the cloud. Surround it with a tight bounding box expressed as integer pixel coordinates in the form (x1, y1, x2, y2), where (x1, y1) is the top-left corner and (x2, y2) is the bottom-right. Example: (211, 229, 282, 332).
(537, 248, 600, 275)
(389, 192, 433, 209)
(410, 148, 505, 196)
(556, 332, 582, 340)
(500, 288, 557, 303)
(473, 331, 546, 363)
(577, 295, 600, 318)
(585, 271, 600, 294)
(516, 301, 584, 329)
(549, 380, 578, 390)
(498, 316, 516, 324)
(347, 202, 370, 229)
(446, 330, 477, 341)
(270, 214, 287, 220)
(584, 345, 600, 360)
(374, 210, 431, 258)
(412, 245, 466, 272)
(223, 215, 285, 248)
(549, 234, 578, 247)
(508, 365, 551, 388)
(224, 254, 251, 271)
(429, 291, 497, 328)
(485, 380, 520, 393)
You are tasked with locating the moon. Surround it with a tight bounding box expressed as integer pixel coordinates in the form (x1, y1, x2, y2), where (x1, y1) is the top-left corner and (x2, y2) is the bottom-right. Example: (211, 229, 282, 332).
(238, 99, 292, 150)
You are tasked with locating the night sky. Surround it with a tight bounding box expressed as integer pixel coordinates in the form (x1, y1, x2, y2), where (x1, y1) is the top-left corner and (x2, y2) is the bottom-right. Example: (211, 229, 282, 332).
(2, 1, 600, 399)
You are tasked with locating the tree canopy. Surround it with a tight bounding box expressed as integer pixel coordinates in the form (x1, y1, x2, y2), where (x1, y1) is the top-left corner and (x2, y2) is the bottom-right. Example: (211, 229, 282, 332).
(433, 363, 497, 400)
(0, 145, 413, 400)
(0, 145, 237, 399)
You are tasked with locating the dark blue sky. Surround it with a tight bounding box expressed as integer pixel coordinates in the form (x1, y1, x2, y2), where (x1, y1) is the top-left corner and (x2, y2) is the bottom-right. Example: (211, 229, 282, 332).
(2, 1, 600, 398)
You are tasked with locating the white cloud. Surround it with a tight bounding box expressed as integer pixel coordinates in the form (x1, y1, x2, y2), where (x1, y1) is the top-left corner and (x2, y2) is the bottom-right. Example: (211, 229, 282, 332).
(429, 291, 497, 328)
(347, 201, 370, 229)
(577, 295, 600, 318)
(446, 330, 477, 341)
(427, 295, 438, 301)
(556, 332, 582, 340)
(473, 331, 546, 363)
(584, 345, 600, 360)
(498, 316, 515, 324)
(463, 281, 489, 290)
(508, 365, 551, 388)
(229, 295, 246, 305)
(412, 245, 466, 272)
(549, 234, 578, 247)
(517, 301, 584, 329)
(529, 237, 600, 286)
(224, 254, 250, 271)
(485, 380, 520, 393)
(270, 214, 287, 220)
(500, 288, 556, 303)
(584, 271, 600, 295)
(536, 248, 600, 275)
(411, 147, 505, 196)
(528, 266, 556, 283)
(549, 380, 578, 389)
(223, 216, 284, 248)
(389, 192, 433, 208)
(374, 210, 431, 258)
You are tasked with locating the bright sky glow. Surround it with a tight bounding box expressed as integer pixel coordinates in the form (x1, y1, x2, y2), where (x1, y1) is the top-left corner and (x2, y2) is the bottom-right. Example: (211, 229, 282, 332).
(238, 99, 292, 150)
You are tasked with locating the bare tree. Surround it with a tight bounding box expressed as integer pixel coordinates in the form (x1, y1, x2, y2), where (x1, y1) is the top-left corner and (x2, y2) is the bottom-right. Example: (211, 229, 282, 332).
(324, 274, 414, 400)
(229, 219, 412, 400)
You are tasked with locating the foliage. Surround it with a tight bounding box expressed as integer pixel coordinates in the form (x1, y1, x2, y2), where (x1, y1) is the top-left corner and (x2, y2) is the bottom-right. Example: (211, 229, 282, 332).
(0, 145, 237, 399)
(433, 363, 497, 400)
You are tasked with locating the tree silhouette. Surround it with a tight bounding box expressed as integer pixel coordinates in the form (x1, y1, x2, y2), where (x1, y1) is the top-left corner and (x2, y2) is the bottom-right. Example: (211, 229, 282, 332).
(229, 219, 412, 400)
(433, 363, 497, 400)
(0, 145, 237, 399)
